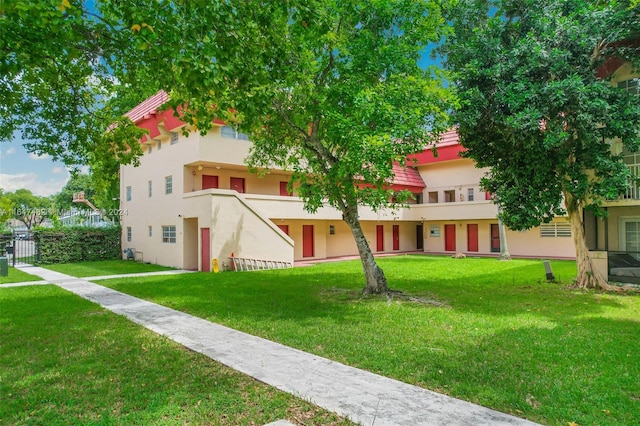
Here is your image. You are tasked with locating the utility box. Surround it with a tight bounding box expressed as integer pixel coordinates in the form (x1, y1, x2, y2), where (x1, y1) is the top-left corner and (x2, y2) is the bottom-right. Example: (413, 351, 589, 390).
(0, 257, 8, 277)
(543, 260, 555, 281)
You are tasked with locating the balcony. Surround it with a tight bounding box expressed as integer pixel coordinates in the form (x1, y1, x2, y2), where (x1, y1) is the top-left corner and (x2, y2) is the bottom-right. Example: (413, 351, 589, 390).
(605, 163, 640, 204)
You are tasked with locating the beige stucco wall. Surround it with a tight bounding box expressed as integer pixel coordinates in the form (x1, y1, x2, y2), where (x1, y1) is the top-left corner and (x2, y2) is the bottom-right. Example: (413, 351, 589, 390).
(183, 190, 293, 266)
(423, 219, 576, 258)
(120, 130, 198, 267)
(601, 205, 640, 251)
(418, 159, 490, 203)
(121, 119, 578, 267)
(273, 219, 423, 261)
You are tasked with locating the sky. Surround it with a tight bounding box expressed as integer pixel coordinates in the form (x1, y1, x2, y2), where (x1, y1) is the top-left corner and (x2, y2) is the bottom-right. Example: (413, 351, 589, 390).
(0, 138, 86, 197)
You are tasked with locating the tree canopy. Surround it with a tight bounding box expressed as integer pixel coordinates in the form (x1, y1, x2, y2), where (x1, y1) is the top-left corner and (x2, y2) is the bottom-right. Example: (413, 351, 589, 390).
(168, 0, 452, 293)
(0, 189, 53, 230)
(442, 0, 640, 289)
(3, 0, 453, 293)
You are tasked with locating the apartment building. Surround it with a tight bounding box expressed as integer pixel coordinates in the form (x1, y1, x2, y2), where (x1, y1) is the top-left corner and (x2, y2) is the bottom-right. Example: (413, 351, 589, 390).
(120, 91, 576, 271)
(587, 59, 640, 284)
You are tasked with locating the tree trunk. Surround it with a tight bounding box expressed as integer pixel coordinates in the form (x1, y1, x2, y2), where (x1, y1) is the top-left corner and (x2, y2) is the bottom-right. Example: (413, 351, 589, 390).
(564, 191, 617, 291)
(497, 208, 511, 261)
(342, 205, 389, 295)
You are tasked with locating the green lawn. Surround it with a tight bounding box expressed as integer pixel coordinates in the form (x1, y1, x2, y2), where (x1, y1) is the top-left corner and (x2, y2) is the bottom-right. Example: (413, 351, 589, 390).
(0, 267, 43, 284)
(43, 260, 176, 277)
(0, 285, 351, 425)
(98, 255, 640, 426)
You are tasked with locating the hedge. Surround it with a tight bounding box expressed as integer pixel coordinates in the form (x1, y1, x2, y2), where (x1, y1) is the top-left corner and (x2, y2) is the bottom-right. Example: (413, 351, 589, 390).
(32, 227, 121, 264)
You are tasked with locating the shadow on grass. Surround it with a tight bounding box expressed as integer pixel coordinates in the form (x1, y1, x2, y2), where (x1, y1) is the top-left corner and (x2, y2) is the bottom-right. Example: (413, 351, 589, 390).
(409, 315, 640, 426)
(0, 285, 349, 425)
(101, 256, 627, 325)
(99, 261, 640, 425)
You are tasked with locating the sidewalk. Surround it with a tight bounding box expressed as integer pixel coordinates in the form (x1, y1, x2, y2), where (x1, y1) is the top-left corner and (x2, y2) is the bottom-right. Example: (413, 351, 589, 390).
(14, 265, 539, 426)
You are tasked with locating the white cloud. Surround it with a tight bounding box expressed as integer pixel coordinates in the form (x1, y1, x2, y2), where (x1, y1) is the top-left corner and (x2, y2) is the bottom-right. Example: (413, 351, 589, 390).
(6, 147, 16, 155)
(0, 173, 68, 196)
(52, 167, 66, 174)
(28, 153, 51, 161)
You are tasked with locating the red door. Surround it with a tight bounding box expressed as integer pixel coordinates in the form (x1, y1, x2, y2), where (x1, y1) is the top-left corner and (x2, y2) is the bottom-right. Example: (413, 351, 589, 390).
(277, 224, 289, 235)
(201, 228, 210, 272)
(279, 181, 291, 196)
(202, 175, 219, 189)
(467, 224, 479, 252)
(393, 225, 400, 251)
(230, 177, 245, 193)
(445, 224, 456, 251)
(302, 225, 314, 257)
(376, 225, 384, 251)
(491, 224, 501, 252)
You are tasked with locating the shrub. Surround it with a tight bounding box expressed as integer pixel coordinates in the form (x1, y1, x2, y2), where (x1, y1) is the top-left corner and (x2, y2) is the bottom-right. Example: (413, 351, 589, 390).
(32, 226, 121, 264)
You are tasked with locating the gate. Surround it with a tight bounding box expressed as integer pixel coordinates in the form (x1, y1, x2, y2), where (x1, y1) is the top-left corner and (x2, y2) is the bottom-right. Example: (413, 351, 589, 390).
(1, 232, 40, 266)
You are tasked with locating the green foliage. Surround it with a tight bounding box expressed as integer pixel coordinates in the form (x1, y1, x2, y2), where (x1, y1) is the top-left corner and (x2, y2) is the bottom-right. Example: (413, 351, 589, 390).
(0, 189, 14, 229)
(32, 226, 121, 264)
(0, 267, 41, 284)
(1, 189, 53, 230)
(1, 285, 349, 425)
(107, 0, 454, 291)
(131, 0, 454, 215)
(101, 255, 640, 426)
(0, 0, 148, 168)
(44, 260, 175, 277)
(53, 172, 94, 212)
(442, 0, 640, 228)
(3, 0, 453, 290)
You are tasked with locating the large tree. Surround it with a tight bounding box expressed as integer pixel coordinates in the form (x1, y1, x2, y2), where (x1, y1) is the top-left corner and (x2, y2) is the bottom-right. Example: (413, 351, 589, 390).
(2, 189, 53, 230)
(177, 1, 451, 294)
(442, 0, 640, 289)
(3, 0, 453, 294)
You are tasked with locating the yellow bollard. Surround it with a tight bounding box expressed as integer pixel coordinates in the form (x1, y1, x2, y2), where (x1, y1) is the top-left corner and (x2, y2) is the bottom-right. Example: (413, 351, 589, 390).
(211, 258, 219, 273)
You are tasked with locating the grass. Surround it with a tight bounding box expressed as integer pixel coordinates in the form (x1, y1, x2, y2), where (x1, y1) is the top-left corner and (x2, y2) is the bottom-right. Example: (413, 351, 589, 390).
(97, 255, 640, 426)
(0, 267, 43, 284)
(43, 260, 176, 277)
(0, 284, 351, 425)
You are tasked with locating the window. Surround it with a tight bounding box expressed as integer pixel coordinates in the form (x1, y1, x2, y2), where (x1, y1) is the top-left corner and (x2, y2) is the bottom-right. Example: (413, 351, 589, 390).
(126, 186, 132, 201)
(467, 188, 474, 201)
(148, 180, 152, 198)
(428, 191, 438, 203)
(165, 175, 173, 194)
(162, 225, 176, 243)
(429, 225, 440, 237)
(540, 223, 572, 237)
(148, 226, 152, 237)
(126, 227, 132, 242)
(444, 190, 455, 202)
(619, 217, 640, 253)
(221, 125, 250, 140)
(618, 78, 640, 96)
(157, 140, 162, 150)
(148, 144, 152, 154)
(170, 132, 179, 144)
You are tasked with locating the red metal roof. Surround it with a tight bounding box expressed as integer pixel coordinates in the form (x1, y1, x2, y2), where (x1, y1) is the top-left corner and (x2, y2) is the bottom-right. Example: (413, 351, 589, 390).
(408, 129, 466, 165)
(125, 90, 170, 124)
(391, 163, 425, 190)
(125, 91, 227, 143)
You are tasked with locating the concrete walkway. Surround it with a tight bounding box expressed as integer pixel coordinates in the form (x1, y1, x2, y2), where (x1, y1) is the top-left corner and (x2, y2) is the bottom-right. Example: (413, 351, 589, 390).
(12, 265, 538, 426)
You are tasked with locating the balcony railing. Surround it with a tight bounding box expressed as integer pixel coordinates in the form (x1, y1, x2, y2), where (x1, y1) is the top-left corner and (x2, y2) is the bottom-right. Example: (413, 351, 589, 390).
(622, 164, 640, 200)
